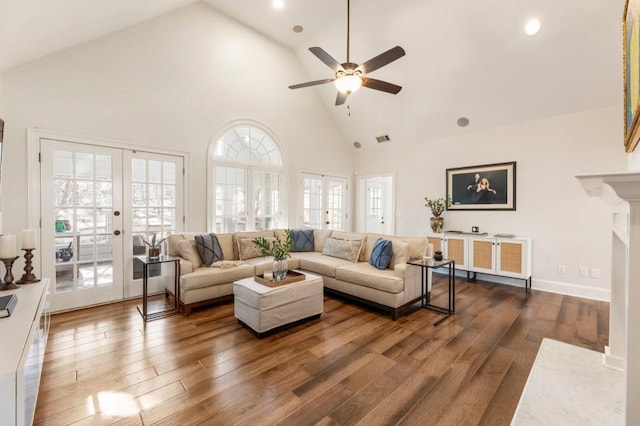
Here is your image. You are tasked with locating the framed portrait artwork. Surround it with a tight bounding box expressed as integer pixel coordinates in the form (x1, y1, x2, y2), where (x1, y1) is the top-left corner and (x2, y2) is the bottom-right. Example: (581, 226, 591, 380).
(625, 0, 640, 152)
(446, 161, 516, 211)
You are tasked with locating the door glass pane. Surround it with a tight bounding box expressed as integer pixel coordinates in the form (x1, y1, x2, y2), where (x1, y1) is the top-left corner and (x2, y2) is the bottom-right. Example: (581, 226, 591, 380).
(327, 179, 346, 230)
(78, 236, 94, 262)
(132, 159, 146, 182)
(163, 162, 176, 184)
(75, 181, 94, 206)
(96, 182, 113, 207)
(303, 176, 323, 229)
(132, 183, 146, 206)
(149, 160, 162, 183)
(95, 155, 112, 180)
(96, 261, 113, 286)
(77, 263, 93, 289)
(75, 153, 94, 179)
(55, 179, 74, 206)
(54, 151, 73, 178)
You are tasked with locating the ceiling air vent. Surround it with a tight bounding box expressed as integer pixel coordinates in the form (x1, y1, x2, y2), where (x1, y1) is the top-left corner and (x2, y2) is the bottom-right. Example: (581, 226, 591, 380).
(376, 135, 391, 143)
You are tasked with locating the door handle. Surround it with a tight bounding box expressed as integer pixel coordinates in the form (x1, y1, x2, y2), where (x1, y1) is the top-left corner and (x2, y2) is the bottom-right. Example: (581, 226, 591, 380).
(114, 211, 120, 216)
(113, 230, 121, 236)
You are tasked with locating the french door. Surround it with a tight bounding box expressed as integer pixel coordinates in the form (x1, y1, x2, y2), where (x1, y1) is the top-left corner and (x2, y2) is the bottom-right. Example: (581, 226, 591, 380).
(41, 140, 183, 312)
(357, 174, 395, 234)
(301, 173, 348, 230)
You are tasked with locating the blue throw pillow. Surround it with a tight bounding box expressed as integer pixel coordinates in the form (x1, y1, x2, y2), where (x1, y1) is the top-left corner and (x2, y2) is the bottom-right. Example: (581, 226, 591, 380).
(369, 238, 393, 270)
(291, 229, 314, 252)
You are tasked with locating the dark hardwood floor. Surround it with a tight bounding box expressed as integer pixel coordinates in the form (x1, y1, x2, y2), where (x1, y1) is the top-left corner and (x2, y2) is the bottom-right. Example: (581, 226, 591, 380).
(34, 275, 609, 425)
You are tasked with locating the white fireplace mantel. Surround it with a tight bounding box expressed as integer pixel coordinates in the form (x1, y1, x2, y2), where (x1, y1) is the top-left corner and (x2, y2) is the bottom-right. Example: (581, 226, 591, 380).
(576, 171, 640, 425)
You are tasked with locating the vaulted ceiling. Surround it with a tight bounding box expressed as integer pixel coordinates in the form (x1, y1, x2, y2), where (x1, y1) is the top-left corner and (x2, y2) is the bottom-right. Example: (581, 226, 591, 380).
(0, 0, 626, 147)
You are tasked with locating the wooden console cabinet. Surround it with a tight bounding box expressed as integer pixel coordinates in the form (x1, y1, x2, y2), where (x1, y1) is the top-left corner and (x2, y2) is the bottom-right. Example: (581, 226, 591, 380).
(0, 279, 50, 426)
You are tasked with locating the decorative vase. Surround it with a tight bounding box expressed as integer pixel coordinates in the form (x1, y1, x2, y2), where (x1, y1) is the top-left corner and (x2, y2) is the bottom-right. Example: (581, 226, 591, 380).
(148, 247, 161, 259)
(272, 258, 288, 281)
(433, 250, 443, 261)
(430, 216, 444, 233)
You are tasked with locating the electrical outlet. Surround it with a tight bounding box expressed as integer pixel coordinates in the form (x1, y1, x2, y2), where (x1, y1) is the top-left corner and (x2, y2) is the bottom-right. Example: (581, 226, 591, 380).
(590, 268, 600, 279)
(579, 267, 589, 277)
(558, 264, 566, 274)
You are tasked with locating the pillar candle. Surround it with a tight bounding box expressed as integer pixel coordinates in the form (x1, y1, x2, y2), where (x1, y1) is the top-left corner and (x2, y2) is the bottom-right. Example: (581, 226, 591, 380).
(22, 229, 36, 249)
(427, 243, 434, 257)
(0, 235, 17, 258)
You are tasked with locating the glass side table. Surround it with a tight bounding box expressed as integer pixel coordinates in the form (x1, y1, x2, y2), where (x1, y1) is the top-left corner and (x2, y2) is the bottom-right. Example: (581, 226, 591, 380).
(407, 258, 455, 325)
(134, 255, 180, 321)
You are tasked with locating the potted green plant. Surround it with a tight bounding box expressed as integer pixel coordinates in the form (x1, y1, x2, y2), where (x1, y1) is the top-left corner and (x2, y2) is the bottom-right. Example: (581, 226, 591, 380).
(140, 233, 169, 259)
(424, 196, 452, 233)
(253, 229, 293, 281)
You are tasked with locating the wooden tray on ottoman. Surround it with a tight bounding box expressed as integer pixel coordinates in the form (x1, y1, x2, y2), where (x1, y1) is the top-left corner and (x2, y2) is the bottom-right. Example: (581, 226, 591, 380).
(255, 270, 306, 287)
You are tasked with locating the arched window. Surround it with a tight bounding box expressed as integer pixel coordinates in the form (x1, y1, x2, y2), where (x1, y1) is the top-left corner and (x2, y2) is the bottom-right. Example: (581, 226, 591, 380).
(210, 123, 284, 233)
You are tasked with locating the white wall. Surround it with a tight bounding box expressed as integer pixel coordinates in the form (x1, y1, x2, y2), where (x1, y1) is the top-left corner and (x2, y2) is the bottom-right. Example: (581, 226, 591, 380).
(0, 3, 352, 237)
(354, 106, 627, 299)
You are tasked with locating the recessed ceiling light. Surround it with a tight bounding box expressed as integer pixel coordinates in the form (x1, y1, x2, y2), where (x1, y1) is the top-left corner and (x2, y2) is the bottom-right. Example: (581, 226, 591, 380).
(524, 18, 542, 36)
(353, 141, 362, 149)
(293, 25, 304, 33)
(457, 117, 470, 127)
(272, 0, 284, 10)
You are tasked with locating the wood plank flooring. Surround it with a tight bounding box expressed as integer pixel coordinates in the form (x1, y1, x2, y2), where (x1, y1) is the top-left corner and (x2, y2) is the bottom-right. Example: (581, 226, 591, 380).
(34, 276, 609, 425)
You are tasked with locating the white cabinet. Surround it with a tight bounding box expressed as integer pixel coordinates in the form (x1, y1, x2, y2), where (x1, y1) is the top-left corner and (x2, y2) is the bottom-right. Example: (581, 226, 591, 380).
(426, 232, 469, 270)
(0, 279, 50, 426)
(427, 233, 532, 288)
(468, 236, 532, 280)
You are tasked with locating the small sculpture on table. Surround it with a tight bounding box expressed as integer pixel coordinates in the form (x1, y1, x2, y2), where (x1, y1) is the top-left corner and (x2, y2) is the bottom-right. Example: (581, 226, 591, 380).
(0, 234, 19, 290)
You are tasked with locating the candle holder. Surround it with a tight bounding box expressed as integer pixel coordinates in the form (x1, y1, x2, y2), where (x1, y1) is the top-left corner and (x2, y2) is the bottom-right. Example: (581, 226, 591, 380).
(0, 256, 19, 291)
(16, 249, 40, 284)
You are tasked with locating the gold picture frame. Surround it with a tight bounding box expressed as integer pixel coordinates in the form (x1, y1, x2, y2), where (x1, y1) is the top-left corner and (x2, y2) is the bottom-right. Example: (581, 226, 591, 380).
(624, 0, 640, 152)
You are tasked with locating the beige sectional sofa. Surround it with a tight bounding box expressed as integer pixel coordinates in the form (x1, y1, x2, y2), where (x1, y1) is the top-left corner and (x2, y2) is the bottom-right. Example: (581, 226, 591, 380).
(166, 229, 430, 319)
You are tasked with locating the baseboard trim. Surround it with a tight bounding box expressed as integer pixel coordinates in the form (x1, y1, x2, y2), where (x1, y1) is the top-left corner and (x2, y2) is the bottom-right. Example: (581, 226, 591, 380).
(531, 279, 610, 301)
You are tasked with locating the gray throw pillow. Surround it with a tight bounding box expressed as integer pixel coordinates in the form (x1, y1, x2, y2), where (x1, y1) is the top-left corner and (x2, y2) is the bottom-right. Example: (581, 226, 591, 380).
(195, 233, 224, 266)
(291, 229, 314, 252)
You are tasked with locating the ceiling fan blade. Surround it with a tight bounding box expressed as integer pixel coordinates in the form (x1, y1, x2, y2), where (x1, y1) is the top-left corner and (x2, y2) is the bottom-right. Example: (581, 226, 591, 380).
(309, 47, 345, 72)
(361, 77, 402, 94)
(356, 46, 406, 74)
(289, 78, 335, 89)
(335, 91, 349, 106)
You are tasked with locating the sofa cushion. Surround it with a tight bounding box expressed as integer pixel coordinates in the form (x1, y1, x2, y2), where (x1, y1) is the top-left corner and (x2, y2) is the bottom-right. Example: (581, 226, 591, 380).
(168, 232, 233, 259)
(313, 229, 333, 253)
(291, 229, 314, 252)
(177, 239, 202, 269)
(237, 237, 274, 260)
(402, 236, 427, 260)
(388, 238, 410, 269)
(299, 255, 356, 278)
(181, 264, 255, 291)
(369, 238, 393, 270)
(335, 263, 404, 294)
(242, 257, 301, 276)
(322, 237, 363, 263)
(364, 233, 384, 262)
(195, 233, 224, 266)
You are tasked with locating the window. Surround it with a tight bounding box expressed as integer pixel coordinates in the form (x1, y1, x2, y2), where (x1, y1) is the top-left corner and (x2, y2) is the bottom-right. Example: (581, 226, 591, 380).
(210, 124, 284, 233)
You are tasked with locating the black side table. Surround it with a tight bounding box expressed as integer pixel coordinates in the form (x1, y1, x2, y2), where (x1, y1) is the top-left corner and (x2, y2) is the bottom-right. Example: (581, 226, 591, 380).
(134, 255, 180, 321)
(407, 258, 455, 325)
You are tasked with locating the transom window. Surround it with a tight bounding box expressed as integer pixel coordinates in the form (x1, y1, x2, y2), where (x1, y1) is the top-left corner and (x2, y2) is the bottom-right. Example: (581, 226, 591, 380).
(210, 124, 284, 233)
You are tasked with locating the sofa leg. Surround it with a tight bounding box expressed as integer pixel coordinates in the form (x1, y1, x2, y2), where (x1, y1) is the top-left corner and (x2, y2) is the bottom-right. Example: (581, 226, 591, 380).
(391, 309, 398, 321)
(183, 305, 191, 316)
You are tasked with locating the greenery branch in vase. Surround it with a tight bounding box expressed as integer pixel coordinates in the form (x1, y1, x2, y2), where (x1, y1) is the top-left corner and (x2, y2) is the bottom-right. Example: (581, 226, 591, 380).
(253, 229, 293, 281)
(141, 233, 169, 258)
(425, 195, 452, 233)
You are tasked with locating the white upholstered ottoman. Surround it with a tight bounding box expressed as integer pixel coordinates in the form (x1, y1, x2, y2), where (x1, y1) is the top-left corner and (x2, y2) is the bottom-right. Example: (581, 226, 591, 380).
(233, 271, 323, 335)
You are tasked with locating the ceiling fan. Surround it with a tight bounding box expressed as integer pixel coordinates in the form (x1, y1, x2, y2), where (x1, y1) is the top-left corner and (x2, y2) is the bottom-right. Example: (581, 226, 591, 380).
(289, 0, 406, 106)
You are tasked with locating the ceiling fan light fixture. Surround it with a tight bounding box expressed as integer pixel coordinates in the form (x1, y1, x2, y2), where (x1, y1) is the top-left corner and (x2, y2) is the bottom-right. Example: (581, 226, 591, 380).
(335, 75, 362, 93)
